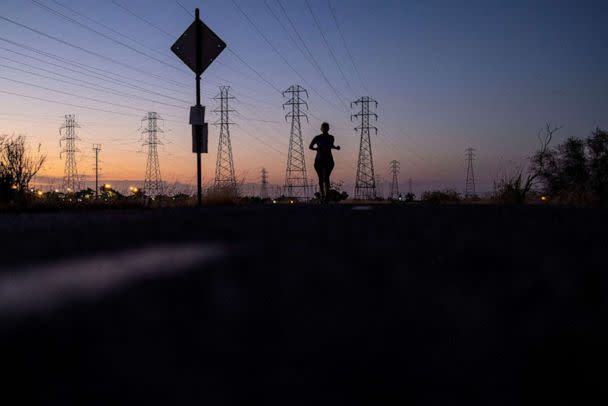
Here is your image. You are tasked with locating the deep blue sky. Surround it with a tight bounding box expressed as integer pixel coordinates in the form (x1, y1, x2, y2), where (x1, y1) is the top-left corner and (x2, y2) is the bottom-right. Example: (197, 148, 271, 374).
(1, 0, 607, 194)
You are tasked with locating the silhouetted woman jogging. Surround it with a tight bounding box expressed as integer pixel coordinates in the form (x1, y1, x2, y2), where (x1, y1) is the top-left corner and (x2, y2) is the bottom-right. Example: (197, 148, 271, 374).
(309, 122, 340, 202)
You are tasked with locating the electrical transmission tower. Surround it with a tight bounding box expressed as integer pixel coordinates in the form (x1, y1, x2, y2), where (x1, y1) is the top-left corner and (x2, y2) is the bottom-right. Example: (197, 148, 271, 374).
(213, 86, 237, 191)
(59, 114, 81, 192)
(465, 147, 476, 198)
(141, 112, 163, 197)
(260, 168, 269, 199)
(283, 85, 310, 200)
(389, 160, 400, 199)
(352, 97, 378, 199)
(92, 144, 101, 198)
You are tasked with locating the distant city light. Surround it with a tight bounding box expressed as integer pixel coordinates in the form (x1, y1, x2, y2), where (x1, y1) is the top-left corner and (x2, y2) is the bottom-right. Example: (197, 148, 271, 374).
(36, 190, 44, 197)
(104, 184, 112, 189)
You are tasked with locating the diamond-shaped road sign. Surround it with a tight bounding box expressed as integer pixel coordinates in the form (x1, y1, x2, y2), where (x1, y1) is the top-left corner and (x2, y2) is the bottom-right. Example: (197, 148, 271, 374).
(171, 19, 226, 76)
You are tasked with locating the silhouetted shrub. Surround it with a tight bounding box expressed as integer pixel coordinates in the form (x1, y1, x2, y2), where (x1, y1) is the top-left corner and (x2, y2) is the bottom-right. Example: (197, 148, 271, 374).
(493, 172, 531, 204)
(312, 189, 348, 203)
(421, 189, 460, 204)
(203, 185, 240, 205)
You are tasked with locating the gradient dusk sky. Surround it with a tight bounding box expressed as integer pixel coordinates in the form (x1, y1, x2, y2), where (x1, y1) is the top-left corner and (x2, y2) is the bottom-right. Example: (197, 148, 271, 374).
(1, 0, 607, 195)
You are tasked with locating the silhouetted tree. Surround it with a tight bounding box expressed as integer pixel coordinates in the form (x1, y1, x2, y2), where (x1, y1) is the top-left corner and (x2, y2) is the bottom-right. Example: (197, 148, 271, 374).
(587, 128, 608, 205)
(0, 137, 13, 201)
(532, 136, 589, 201)
(529, 127, 608, 205)
(0, 135, 46, 202)
(495, 123, 559, 203)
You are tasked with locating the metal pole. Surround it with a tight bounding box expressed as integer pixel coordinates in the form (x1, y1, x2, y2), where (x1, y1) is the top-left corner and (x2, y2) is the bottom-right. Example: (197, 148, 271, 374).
(95, 149, 99, 198)
(195, 8, 202, 207)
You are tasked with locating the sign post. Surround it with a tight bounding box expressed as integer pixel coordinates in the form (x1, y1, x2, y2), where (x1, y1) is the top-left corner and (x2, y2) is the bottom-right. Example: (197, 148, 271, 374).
(171, 8, 226, 207)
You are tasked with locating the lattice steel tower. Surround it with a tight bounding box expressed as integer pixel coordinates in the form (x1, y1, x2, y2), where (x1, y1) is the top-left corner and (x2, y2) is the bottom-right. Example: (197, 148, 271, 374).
(389, 160, 400, 200)
(141, 112, 163, 197)
(59, 114, 81, 192)
(260, 168, 269, 199)
(283, 85, 310, 200)
(465, 147, 476, 198)
(352, 97, 378, 199)
(212, 86, 237, 191)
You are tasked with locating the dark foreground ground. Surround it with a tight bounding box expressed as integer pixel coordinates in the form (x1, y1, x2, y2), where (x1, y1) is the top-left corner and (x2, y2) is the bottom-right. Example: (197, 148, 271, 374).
(0, 204, 607, 405)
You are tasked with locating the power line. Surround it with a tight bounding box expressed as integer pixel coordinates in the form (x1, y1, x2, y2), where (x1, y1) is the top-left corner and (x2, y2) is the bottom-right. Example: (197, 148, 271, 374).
(0, 14, 188, 89)
(225, 48, 282, 94)
(111, 0, 173, 38)
(231, 0, 343, 111)
(264, 0, 348, 116)
(0, 58, 186, 109)
(304, 0, 351, 89)
(0, 89, 182, 122)
(0, 39, 191, 103)
(275, 0, 349, 111)
(263, 0, 313, 67)
(0, 74, 183, 120)
(233, 112, 279, 124)
(175, 0, 194, 18)
(236, 125, 285, 157)
(50, 0, 174, 61)
(170, 0, 283, 97)
(30, 0, 189, 75)
(175, 0, 280, 95)
(327, 0, 368, 93)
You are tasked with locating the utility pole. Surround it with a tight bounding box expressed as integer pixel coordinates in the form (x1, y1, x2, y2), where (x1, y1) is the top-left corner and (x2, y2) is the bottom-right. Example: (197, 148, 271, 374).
(283, 84, 310, 201)
(465, 147, 476, 199)
(352, 97, 378, 199)
(212, 86, 237, 192)
(92, 144, 101, 198)
(142, 112, 163, 197)
(389, 160, 400, 200)
(59, 114, 81, 193)
(260, 168, 269, 199)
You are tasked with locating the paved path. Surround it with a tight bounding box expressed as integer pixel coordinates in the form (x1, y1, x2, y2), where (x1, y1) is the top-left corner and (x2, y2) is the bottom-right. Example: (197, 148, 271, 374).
(1, 205, 607, 404)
